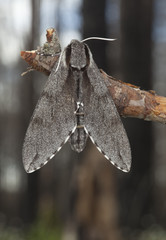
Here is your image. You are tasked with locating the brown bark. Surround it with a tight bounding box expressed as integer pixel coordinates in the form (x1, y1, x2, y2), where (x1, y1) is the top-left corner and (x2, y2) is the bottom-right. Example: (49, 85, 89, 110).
(102, 71, 166, 124)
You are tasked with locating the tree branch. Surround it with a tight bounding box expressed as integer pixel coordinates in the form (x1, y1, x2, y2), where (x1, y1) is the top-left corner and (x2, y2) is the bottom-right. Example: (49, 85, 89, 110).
(21, 28, 166, 124)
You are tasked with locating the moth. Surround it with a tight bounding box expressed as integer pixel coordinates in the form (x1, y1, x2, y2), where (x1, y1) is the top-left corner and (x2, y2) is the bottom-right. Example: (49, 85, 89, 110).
(22, 39, 131, 173)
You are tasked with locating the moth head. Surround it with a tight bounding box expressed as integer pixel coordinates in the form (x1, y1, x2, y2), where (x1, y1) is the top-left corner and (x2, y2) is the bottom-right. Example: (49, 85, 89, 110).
(65, 40, 90, 70)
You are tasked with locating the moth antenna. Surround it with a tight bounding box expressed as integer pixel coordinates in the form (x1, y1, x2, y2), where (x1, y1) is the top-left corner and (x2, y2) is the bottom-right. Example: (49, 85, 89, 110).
(81, 37, 116, 43)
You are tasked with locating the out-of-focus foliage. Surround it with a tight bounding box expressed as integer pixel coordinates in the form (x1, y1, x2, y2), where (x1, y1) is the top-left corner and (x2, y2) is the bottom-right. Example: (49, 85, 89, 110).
(1, 224, 166, 240)
(25, 209, 63, 240)
(26, 220, 62, 240)
(0, 227, 23, 240)
(137, 227, 166, 240)
(0, 217, 62, 240)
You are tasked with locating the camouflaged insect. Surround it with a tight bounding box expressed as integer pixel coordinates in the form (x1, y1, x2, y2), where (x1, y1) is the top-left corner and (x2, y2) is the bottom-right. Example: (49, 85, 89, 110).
(22, 40, 131, 173)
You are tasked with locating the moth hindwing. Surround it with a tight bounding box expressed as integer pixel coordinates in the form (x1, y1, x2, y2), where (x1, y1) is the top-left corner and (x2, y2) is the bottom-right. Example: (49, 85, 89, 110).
(22, 39, 131, 173)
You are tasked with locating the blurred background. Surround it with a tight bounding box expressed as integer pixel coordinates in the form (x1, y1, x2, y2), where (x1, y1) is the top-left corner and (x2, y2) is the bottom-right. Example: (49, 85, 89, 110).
(0, 0, 166, 239)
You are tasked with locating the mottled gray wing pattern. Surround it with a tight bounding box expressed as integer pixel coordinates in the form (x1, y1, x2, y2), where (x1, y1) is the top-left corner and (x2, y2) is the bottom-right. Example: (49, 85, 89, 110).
(23, 59, 76, 173)
(83, 60, 131, 172)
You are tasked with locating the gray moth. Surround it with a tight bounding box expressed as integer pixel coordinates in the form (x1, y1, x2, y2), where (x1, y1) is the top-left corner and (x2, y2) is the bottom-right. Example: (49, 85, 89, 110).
(22, 39, 131, 173)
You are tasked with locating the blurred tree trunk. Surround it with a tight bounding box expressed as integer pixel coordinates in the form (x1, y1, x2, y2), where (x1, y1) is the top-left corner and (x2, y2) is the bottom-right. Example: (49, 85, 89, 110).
(152, 0, 166, 227)
(120, 0, 154, 230)
(71, 0, 122, 239)
(21, 0, 41, 223)
(73, 142, 121, 240)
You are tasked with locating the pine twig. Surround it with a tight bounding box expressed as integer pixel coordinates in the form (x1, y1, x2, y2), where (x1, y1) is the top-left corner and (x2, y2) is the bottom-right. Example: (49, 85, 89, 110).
(21, 28, 166, 124)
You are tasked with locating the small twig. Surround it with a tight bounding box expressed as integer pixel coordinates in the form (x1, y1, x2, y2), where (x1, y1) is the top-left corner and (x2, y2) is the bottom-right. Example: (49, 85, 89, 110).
(21, 28, 166, 124)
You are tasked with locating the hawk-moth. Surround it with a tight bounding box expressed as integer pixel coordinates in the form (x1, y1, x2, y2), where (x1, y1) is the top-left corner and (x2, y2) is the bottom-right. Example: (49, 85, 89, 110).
(22, 39, 131, 173)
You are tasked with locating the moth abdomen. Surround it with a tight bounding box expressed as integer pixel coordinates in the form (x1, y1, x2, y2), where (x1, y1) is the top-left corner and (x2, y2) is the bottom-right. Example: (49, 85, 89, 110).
(69, 101, 88, 152)
(70, 127, 88, 153)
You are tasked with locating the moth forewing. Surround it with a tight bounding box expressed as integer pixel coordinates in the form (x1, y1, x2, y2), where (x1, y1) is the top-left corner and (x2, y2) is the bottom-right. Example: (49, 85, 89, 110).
(82, 45, 131, 172)
(22, 54, 76, 173)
